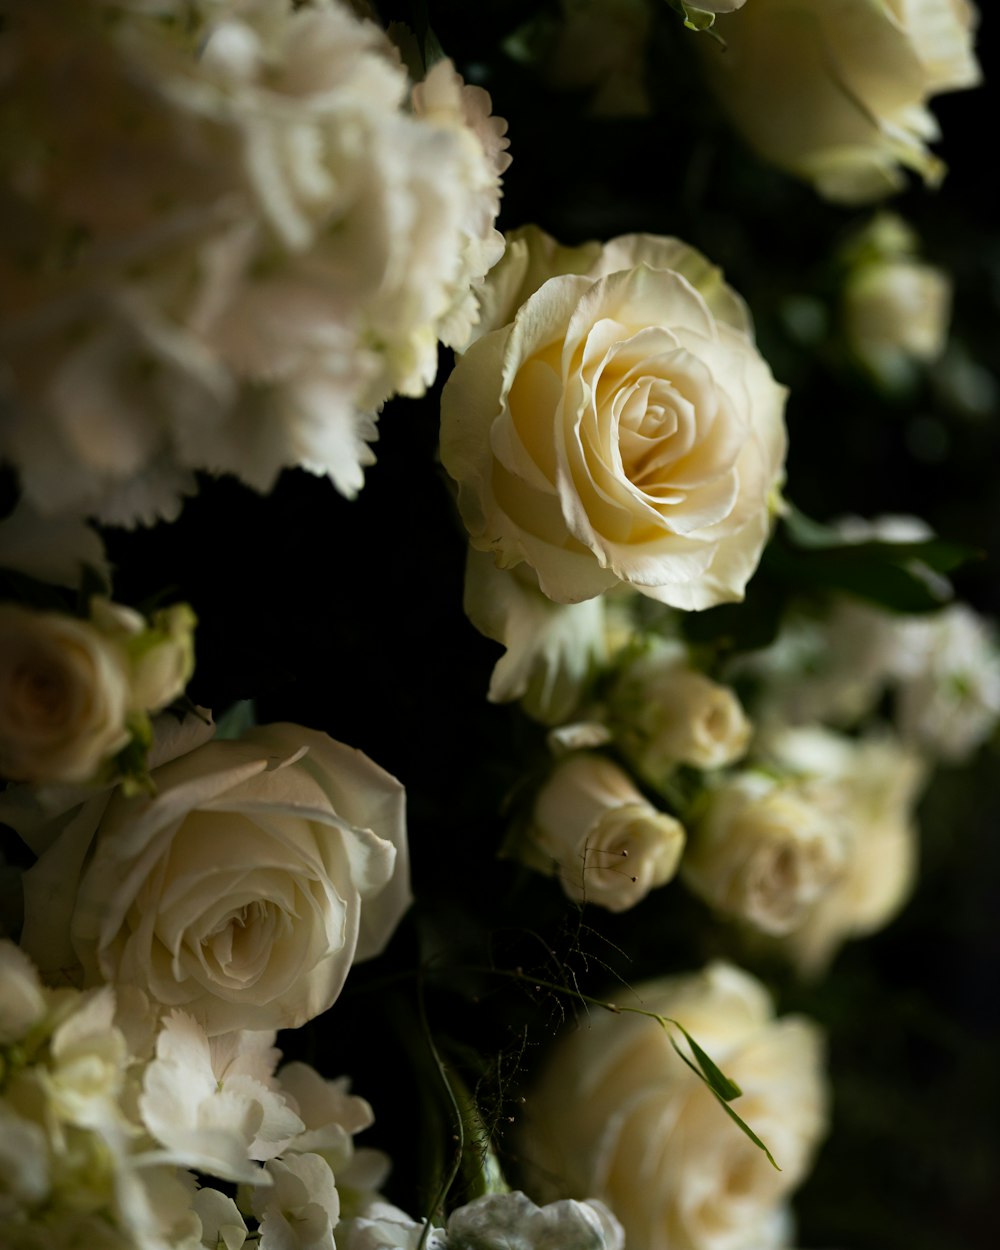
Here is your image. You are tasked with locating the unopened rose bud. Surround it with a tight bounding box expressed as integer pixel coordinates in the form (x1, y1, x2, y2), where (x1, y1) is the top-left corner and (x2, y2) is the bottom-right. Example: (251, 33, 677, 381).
(518, 752, 685, 912)
(612, 645, 752, 786)
(0, 603, 131, 784)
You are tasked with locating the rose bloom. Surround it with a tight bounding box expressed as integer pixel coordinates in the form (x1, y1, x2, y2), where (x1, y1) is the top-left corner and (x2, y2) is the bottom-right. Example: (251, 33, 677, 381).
(440, 231, 787, 612)
(683, 771, 849, 937)
(520, 962, 827, 1250)
(517, 752, 686, 912)
(701, 0, 981, 203)
(8, 717, 410, 1035)
(0, 603, 131, 784)
(761, 726, 926, 975)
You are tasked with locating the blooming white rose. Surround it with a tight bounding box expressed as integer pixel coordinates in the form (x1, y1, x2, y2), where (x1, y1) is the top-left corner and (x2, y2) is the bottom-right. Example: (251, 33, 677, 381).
(10, 717, 411, 1034)
(0, 603, 132, 785)
(701, 0, 982, 203)
(683, 770, 849, 936)
(517, 752, 685, 912)
(521, 962, 828, 1250)
(440, 232, 787, 612)
(611, 642, 751, 785)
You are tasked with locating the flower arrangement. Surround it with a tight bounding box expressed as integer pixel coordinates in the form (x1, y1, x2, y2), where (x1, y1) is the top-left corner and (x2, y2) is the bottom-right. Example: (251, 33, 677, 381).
(1, 3, 996, 1249)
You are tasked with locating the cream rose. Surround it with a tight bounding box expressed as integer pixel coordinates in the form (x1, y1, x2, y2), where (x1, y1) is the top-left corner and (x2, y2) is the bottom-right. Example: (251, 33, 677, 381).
(440, 232, 787, 612)
(683, 771, 849, 936)
(521, 962, 828, 1250)
(701, 0, 981, 203)
(516, 752, 685, 912)
(611, 642, 751, 786)
(0, 603, 131, 785)
(761, 726, 926, 975)
(9, 717, 410, 1035)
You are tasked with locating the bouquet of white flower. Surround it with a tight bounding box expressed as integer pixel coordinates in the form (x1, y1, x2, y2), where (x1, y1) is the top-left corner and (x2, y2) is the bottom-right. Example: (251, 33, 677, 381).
(1, 3, 996, 1250)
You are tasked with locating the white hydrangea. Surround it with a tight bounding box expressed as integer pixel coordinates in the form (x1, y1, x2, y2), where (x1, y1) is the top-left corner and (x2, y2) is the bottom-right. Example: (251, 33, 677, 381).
(0, 0, 508, 524)
(0, 940, 390, 1248)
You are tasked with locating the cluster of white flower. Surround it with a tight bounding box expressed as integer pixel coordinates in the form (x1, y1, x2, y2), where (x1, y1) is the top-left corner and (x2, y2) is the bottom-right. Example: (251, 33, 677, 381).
(0, 940, 387, 1250)
(0, 0, 508, 526)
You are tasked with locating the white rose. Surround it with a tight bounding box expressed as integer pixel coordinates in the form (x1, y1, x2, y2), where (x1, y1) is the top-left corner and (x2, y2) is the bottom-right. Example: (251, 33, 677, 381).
(10, 717, 411, 1035)
(701, 0, 981, 203)
(683, 771, 849, 936)
(520, 961, 828, 1250)
(517, 752, 685, 912)
(762, 726, 926, 974)
(611, 642, 751, 785)
(440, 232, 787, 612)
(0, 603, 131, 785)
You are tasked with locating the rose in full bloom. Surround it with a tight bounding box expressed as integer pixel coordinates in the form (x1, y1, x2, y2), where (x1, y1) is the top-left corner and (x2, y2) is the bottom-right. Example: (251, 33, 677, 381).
(700, 0, 982, 203)
(520, 962, 828, 1250)
(516, 752, 686, 912)
(8, 717, 410, 1034)
(440, 232, 787, 612)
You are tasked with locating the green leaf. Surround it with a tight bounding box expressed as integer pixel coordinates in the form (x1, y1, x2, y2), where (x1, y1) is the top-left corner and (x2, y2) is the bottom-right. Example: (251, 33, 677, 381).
(675, 1023, 743, 1101)
(214, 699, 257, 740)
(714, 1091, 781, 1170)
(766, 506, 980, 613)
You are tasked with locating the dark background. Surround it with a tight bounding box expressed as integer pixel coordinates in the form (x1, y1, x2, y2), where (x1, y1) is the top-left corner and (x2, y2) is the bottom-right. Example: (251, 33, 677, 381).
(100, 5, 1000, 1248)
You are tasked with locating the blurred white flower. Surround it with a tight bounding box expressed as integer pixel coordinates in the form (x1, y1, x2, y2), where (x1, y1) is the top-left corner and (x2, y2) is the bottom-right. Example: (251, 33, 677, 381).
(893, 604, 1000, 761)
(842, 215, 951, 391)
(410, 58, 511, 350)
(763, 726, 926, 975)
(445, 1192, 624, 1250)
(517, 752, 685, 911)
(684, 769, 849, 936)
(0, 0, 508, 522)
(521, 961, 828, 1250)
(701, 0, 981, 203)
